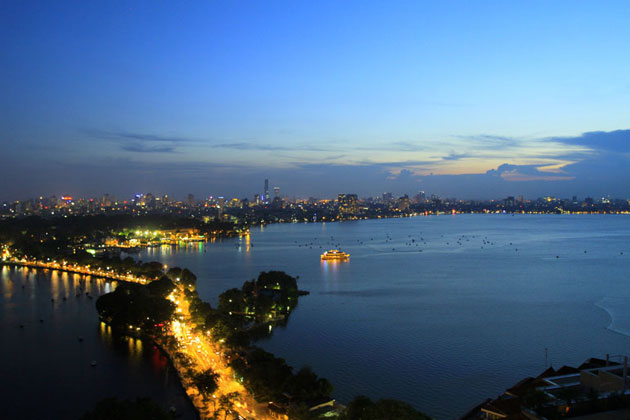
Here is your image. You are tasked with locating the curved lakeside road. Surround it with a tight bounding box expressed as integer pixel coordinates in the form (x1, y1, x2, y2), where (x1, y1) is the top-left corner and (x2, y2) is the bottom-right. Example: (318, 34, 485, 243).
(1, 258, 270, 420)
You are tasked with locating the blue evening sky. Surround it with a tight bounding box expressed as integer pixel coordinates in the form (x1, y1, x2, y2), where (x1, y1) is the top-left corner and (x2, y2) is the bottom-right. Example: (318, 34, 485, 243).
(1, 1, 630, 200)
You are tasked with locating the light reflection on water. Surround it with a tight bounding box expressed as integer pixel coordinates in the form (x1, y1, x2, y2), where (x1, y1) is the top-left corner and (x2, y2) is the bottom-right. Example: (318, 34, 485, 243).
(0, 266, 196, 420)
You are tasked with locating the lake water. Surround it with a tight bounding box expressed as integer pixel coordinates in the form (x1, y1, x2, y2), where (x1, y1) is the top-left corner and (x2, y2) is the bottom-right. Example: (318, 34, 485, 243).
(0, 266, 196, 420)
(140, 214, 630, 419)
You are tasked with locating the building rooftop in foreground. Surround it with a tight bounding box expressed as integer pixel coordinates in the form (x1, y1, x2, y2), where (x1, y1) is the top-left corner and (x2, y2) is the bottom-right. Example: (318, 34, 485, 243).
(461, 356, 629, 420)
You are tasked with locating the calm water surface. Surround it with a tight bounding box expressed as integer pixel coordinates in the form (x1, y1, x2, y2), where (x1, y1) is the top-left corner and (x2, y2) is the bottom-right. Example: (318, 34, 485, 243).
(0, 267, 196, 420)
(141, 214, 630, 419)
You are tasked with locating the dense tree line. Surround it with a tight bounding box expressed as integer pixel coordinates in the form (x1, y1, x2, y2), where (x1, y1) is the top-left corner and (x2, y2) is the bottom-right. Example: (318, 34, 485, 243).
(95, 276, 176, 333)
(341, 396, 432, 420)
(230, 348, 333, 407)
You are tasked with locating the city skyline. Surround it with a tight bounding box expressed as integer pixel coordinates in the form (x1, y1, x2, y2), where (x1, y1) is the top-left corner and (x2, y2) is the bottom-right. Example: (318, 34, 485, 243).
(2, 2, 630, 200)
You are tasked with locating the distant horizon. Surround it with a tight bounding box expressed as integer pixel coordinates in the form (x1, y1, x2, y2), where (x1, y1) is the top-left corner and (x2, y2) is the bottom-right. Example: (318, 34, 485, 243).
(3, 189, 627, 204)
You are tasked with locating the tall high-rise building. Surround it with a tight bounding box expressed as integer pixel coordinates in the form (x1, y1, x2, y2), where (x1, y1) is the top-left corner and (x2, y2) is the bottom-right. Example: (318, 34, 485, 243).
(397, 194, 410, 211)
(273, 186, 280, 198)
(338, 193, 358, 218)
(264, 179, 269, 202)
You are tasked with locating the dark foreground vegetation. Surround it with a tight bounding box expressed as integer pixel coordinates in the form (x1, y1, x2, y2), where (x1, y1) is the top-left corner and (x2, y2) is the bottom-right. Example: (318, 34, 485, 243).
(81, 397, 175, 420)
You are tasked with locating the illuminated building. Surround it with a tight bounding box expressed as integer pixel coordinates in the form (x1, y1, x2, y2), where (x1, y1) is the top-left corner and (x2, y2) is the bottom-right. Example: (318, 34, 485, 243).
(338, 194, 358, 218)
(264, 179, 269, 203)
(397, 195, 410, 211)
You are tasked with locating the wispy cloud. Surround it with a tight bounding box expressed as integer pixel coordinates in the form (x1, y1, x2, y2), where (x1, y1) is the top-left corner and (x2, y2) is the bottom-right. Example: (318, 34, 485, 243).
(442, 152, 472, 161)
(85, 129, 198, 144)
(212, 142, 328, 152)
(120, 144, 177, 153)
(83, 129, 198, 154)
(454, 134, 520, 150)
(355, 141, 424, 152)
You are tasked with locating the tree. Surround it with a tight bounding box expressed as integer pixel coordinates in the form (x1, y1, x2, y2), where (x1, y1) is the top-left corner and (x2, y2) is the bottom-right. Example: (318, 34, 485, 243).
(219, 392, 240, 420)
(81, 397, 174, 420)
(166, 267, 183, 282)
(341, 396, 431, 420)
(286, 366, 333, 401)
(146, 276, 176, 299)
(287, 403, 315, 420)
(181, 268, 197, 290)
(193, 369, 219, 400)
(218, 288, 246, 314)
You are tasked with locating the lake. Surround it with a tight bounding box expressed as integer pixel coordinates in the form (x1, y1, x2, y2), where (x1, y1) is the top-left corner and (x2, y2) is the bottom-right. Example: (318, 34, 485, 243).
(0, 266, 196, 420)
(139, 214, 630, 419)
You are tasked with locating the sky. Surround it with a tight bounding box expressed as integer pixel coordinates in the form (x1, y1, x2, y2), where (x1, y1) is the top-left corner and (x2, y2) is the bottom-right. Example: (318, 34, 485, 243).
(1, 1, 630, 201)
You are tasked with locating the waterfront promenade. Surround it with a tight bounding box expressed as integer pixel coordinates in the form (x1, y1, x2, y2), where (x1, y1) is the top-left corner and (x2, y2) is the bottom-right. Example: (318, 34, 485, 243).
(1, 257, 269, 420)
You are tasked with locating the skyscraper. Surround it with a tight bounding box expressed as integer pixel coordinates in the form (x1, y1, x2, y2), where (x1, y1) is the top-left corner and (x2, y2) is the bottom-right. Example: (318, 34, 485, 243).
(274, 186, 280, 198)
(264, 179, 269, 203)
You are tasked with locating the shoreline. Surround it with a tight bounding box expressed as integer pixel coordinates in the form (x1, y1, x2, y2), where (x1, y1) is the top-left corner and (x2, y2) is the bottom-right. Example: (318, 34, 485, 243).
(1, 261, 206, 419)
(0, 260, 150, 284)
(153, 338, 202, 420)
(2, 260, 265, 419)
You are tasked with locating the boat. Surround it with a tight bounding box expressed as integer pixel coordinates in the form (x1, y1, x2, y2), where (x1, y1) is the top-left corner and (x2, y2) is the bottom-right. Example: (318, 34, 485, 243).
(321, 250, 350, 261)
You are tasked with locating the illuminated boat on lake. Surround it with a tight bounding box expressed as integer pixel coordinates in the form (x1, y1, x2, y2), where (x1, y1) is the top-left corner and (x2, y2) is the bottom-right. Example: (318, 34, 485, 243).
(321, 249, 350, 261)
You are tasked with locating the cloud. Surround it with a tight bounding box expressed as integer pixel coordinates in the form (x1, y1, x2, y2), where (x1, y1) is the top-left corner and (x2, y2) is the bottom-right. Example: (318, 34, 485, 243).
(120, 143, 177, 153)
(84, 129, 198, 154)
(442, 152, 472, 161)
(387, 168, 420, 182)
(552, 129, 630, 153)
(454, 134, 520, 149)
(6, 127, 627, 201)
(85, 129, 337, 153)
(85, 129, 197, 144)
(486, 163, 574, 182)
(212, 142, 328, 152)
(355, 141, 425, 152)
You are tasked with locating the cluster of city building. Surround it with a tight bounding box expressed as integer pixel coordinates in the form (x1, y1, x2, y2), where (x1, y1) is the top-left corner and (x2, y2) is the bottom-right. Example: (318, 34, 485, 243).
(3, 179, 630, 222)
